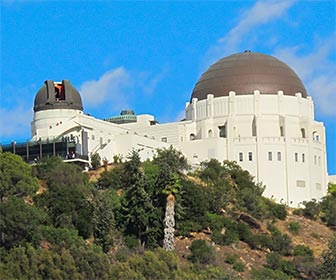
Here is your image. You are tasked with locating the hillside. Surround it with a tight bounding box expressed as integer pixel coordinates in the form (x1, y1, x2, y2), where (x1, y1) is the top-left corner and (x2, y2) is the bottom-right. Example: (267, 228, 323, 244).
(1, 150, 335, 279)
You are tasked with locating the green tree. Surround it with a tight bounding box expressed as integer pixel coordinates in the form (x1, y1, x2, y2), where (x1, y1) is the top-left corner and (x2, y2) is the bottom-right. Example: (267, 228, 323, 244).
(0, 152, 39, 200)
(188, 239, 215, 264)
(320, 192, 336, 226)
(119, 151, 155, 247)
(92, 190, 117, 252)
(35, 161, 93, 238)
(319, 236, 336, 280)
(0, 197, 47, 249)
(91, 152, 101, 170)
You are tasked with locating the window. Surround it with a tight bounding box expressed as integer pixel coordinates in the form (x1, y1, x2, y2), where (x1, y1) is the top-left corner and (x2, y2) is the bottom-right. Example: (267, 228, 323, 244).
(302, 153, 305, 163)
(161, 137, 167, 143)
(296, 180, 306, 188)
(277, 152, 281, 161)
(248, 152, 253, 161)
(301, 128, 306, 138)
(268, 152, 272, 161)
(208, 129, 213, 138)
(219, 124, 227, 138)
(280, 126, 284, 137)
(239, 152, 243, 162)
(295, 153, 298, 162)
(252, 117, 257, 136)
(318, 156, 321, 166)
(314, 155, 317, 165)
(189, 134, 196, 141)
(92, 135, 95, 140)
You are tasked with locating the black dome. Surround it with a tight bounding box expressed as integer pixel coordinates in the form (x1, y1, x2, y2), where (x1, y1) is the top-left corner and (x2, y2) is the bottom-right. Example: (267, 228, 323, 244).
(191, 51, 307, 101)
(34, 80, 83, 112)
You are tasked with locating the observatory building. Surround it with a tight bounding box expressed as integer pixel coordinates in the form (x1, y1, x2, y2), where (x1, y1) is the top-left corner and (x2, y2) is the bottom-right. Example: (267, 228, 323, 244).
(13, 51, 331, 206)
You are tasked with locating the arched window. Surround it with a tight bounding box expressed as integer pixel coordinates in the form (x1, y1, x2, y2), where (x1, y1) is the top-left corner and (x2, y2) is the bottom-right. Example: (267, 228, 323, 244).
(219, 123, 227, 138)
(190, 133, 196, 141)
(208, 129, 213, 138)
(313, 131, 320, 142)
(301, 128, 306, 138)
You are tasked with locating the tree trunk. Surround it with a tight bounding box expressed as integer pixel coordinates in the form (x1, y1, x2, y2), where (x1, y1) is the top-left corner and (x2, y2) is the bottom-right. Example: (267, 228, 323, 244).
(163, 193, 175, 251)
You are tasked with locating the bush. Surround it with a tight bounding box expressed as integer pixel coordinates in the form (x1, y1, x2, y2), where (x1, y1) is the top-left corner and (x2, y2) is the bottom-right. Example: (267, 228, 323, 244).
(188, 239, 215, 264)
(302, 200, 320, 220)
(233, 261, 245, 272)
(250, 267, 291, 280)
(91, 152, 101, 169)
(225, 254, 237, 265)
(288, 221, 300, 235)
(293, 245, 313, 257)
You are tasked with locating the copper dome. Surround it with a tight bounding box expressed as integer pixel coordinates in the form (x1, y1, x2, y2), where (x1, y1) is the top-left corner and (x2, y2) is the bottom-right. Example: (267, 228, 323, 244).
(34, 80, 83, 112)
(191, 51, 307, 101)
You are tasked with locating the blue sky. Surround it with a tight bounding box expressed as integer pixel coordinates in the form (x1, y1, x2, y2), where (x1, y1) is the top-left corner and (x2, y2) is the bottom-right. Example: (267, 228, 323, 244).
(1, 0, 335, 174)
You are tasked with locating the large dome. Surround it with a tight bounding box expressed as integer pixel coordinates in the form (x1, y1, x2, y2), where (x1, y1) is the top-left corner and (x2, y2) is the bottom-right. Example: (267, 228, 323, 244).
(34, 80, 83, 112)
(191, 51, 307, 101)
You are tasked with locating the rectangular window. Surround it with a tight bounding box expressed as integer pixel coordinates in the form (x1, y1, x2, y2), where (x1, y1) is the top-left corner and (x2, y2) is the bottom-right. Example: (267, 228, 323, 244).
(268, 152, 272, 161)
(161, 137, 167, 143)
(302, 153, 305, 163)
(314, 155, 317, 165)
(239, 152, 243, 162)
(296, 180, 306, 188)
(248, 152, 252, 161)
(318, 156, 321, 166)
(295, 153, 298, 162)
(277, 152, 281, 161)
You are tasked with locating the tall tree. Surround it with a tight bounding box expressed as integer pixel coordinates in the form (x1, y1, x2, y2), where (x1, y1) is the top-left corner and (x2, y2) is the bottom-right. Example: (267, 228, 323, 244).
(0, 152, 39, 200)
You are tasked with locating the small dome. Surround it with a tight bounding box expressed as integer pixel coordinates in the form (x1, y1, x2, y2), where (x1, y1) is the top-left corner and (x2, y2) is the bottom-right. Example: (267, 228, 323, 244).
(34, 80, 83, 112)
(191, 52, 307, 101)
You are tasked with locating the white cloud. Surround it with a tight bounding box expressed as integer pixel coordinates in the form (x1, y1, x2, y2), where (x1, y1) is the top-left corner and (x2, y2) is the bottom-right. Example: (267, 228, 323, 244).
(273, 37, 336, 116)
(141, 66, 169, 95)
(0, 107, 32, 141)
(79, 67, 131, 109)
(204, 0, 295, 66)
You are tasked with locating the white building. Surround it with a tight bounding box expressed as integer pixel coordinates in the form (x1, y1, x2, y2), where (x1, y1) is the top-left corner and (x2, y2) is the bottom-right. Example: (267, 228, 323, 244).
(30, 51, 328, 207)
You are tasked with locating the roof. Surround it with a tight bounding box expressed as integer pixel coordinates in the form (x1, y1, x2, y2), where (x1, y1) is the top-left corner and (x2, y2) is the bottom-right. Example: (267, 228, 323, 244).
(34, 80, 83, 112)
(191, 51, 307, 101)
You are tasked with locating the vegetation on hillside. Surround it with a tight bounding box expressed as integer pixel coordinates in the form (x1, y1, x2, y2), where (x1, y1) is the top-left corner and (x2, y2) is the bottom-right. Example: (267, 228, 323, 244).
(0, 150, 335, 279)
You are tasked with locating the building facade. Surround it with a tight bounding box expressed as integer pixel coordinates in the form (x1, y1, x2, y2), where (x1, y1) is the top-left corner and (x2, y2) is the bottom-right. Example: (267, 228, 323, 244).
(29, 51, 328, 207)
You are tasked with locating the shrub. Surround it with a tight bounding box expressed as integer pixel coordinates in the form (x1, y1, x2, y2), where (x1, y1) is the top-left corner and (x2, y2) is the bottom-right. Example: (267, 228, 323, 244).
(250, 267, 291, 280)
(91, 152, 101, 170)
(293, 245, 313, 257)
(288, 221, 300, 235)
(233, 261, 245, 272)
(302, 200, 320, 220)
(188, 239, 215, 264)
(225, 254, 237, 265)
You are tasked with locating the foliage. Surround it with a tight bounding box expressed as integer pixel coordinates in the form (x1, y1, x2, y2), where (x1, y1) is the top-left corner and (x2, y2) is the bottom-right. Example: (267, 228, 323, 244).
(288, 221, 300, 235)
(35, 160, 93, 238)
(320, 192, 336, 226)
(0, 197, 48, 249)
(0, 152, 39, 200)
(265, 252, 297, 277)
(250, 267, 291, 280)
(97, 165, 124, 190)
(92, 190, 117, 252)
(0, 242, 113, 279)
(293, 245, 313, 258)
(328, 182, 336, 194)
(318, 236, 336, 280)
(188, 239, 215, 264)
(90, 152, 101, 169)
(302, 199, 321, 220)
